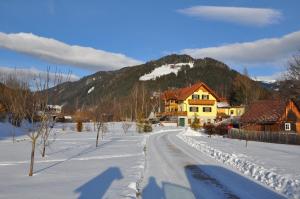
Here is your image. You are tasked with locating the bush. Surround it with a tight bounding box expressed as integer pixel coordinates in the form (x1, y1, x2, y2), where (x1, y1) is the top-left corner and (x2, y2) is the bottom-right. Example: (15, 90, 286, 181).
(136, 119, 152, 133)
(190, 115, 201, 130)
(203, 124, 215, 135)
(76, 121, 83, 132)
(204, 123, 229, 136)
(143, 121, 152, 133)
(215, 124, 229, 135)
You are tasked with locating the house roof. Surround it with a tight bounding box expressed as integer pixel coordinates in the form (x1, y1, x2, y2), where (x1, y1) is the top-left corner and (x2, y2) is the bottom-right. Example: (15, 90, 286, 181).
(217, 101, 230, 108)
(162, 82, 220, 101)
(240, 99, 287, 124)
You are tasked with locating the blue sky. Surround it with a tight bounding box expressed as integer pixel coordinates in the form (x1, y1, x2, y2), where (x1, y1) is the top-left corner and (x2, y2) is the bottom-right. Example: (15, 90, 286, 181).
(0, 0, 300, 82)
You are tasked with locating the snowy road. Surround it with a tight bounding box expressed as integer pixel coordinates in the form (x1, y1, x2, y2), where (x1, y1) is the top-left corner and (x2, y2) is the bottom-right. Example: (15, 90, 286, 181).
(140, 130, 285, 199)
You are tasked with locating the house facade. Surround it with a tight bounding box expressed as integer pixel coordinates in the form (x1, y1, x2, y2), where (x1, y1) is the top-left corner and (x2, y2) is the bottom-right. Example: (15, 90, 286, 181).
(217, 100, 245, 118)
(240, 99, 300, 133)
(161, 82, 220, 126)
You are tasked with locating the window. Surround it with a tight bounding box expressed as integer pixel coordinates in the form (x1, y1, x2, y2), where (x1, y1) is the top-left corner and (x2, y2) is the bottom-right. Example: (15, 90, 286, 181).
(202, 95, 209, 100)
(192, 94, 199, 99)
(285, 123, 291, 131)
(230, 110, 234, 115)
(203, 107, 212, 112)
(189, 107, 199, 112)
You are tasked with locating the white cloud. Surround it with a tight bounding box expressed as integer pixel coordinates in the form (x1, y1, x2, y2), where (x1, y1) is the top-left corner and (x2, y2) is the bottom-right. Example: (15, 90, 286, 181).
(0, 66, 80, 84)
(178, 6, 282, 26)
(181, 31, 300, 66)
(0, 32, 143, 71)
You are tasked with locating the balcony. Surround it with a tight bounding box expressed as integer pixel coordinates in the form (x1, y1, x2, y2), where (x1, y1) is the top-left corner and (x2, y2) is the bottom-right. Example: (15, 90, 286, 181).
(188, 99, 215, 105)
(157, 111, 187, 117)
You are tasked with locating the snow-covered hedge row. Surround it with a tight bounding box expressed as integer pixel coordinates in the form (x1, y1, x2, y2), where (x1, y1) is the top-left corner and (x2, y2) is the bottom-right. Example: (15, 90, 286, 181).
(177, 131, 300, 199)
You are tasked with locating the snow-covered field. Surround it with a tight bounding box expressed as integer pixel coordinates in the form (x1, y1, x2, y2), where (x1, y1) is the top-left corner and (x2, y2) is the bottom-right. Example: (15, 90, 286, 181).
(1, 122, 299, 199)
(178, 128, 300, 199)
(0, 122, 146, 199)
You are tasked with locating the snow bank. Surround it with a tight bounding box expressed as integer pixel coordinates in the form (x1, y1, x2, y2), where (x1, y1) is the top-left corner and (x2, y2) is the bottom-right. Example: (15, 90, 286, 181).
(139, 62, 194, 81)
(182, 127, 206, 137)
(177, 130, 300, 199)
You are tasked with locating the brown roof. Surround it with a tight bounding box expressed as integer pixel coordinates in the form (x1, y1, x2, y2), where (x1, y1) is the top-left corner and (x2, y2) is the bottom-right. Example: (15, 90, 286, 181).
(162, 82, 220, 101)
(240, 99, 287, 124)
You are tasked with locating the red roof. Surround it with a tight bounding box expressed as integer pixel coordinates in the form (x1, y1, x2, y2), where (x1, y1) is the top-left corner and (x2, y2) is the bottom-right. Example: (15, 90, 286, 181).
(240, 99, 287, 123)
(162, 82, 220, 101)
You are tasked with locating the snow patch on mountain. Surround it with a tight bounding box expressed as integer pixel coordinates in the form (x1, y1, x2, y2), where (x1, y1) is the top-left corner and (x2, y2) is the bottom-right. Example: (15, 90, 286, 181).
(87, 86, 95, 94)
(139, 62, 194, 81)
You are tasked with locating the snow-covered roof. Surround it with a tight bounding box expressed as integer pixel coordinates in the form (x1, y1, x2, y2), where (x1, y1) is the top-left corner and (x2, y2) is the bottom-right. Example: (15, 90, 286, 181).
(217, 101, 230, 108)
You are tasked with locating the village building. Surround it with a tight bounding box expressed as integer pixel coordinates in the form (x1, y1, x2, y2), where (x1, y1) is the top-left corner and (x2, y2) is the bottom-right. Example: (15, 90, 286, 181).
(240, 99, 300, 133)
(47, 105, 62, 114)
(161, 82, 220, 126)
(217, 99, 245, 121)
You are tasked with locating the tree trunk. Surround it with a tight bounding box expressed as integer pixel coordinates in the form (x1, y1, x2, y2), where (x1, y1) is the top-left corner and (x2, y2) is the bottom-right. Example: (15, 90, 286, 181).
(12, 127, 16, 143)
(29, 139, 36, 176)
(42, 141, 46, 158)
(96, 130, 100, 147)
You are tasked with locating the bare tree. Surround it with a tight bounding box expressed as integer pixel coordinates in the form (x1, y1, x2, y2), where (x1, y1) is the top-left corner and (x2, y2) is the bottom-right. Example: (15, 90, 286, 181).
(280, 54, 300, 99)
(93, 102, 108, 147)
(121, 122, 132, 134)
(25, 89, 44, 176)
(37, 68, 65, 158)
(287, 54, 300, 81)
(27, 68, 68, 176)
(2, 75, 29, 142)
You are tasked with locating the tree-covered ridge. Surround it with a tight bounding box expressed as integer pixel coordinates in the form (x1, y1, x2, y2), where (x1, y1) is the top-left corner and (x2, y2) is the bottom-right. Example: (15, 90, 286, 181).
(48, 54, 270, 113)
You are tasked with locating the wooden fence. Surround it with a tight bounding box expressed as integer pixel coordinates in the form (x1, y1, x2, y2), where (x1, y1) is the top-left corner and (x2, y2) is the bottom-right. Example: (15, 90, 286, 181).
(228, 128, 300, 145)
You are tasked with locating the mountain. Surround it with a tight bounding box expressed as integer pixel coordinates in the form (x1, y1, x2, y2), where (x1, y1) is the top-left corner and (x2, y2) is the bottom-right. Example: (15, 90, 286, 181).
(48, 54, 270, 112)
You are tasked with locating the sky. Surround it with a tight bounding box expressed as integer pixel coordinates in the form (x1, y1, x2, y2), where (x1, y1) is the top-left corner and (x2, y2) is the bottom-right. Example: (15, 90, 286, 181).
(0, 0, 300, 82)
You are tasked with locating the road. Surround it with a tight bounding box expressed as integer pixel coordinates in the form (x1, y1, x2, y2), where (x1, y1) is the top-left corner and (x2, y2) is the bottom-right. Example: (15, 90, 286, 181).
(140, 130, 285, 199)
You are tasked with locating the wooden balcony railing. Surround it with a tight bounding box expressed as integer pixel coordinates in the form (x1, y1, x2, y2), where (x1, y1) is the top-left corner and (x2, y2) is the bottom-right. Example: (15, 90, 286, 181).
(188, 99, 215, 105)
(157, 111, 187, 117)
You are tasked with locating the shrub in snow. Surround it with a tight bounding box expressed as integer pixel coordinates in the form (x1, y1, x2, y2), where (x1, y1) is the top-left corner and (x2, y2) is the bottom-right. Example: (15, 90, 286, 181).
(136, 119, 152, 133)
(204, 123, 228, 136)
(122, 122, 132, 134)
(190, 114, 201, 130)
(76, 121, 83, 132)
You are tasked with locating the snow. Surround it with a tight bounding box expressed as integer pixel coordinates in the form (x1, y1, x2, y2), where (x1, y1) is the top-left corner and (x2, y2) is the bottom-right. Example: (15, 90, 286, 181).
(217, 101, 230, 108)
(182, 127, 206, 137)
(141, 128, 284, 199)
(0, 122, 146, 199)
(87, 86, 95, 94)
(0, 120, 30, 140)
(177, 128, 300, 199)
(1, 121, 298, 198)
(139, 62, 194, 81)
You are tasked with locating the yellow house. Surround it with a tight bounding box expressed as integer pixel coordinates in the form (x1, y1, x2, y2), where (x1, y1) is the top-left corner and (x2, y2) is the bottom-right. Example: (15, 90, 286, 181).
(161, 82, 220, 126)
(217, 100, 245, 120)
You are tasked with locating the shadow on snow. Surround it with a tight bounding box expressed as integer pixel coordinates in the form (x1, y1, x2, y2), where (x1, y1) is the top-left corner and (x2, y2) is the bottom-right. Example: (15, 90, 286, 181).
(142, 165, 285, 199)
(75, 167, 123, 199)
(34, 139, 117, 174)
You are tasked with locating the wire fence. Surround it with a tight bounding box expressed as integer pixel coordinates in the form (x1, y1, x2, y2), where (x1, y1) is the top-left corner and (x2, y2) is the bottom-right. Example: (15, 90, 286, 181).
(228, 128, 300, 145)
